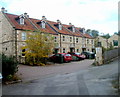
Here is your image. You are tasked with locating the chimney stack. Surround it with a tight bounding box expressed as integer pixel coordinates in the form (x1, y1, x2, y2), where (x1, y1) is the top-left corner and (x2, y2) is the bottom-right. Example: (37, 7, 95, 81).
(24, 13, 29, 18)
(57, 19, 61, 23)
(1, 7, 7, 13)
(69, 23, 72, 25)
(42, 16, 46, 21)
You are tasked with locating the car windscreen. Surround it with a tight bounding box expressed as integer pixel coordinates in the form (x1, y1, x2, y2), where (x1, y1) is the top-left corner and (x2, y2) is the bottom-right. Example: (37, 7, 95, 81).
(65, 54, 71, 56)
(75, 53, 80, 55)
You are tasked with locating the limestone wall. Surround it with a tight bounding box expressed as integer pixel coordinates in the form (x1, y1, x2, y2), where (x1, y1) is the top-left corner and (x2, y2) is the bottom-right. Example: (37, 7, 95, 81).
(0, 12, 15, 56)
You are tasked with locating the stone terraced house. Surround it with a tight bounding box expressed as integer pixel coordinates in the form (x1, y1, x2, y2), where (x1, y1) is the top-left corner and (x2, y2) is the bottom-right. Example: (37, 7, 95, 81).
(95, 34, 119, 49)
(108, 34, 119, 48)
(0, 8, 95, 63)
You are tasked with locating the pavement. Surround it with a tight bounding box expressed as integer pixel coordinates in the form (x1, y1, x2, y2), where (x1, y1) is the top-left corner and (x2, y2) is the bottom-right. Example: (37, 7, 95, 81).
(2, 58, 119, 95)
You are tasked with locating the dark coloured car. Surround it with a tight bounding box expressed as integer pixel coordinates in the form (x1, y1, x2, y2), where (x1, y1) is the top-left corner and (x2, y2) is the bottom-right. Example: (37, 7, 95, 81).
(49, 53, 72, 63)
(81, 51, 95, 59)
(68, 52, 86, 61)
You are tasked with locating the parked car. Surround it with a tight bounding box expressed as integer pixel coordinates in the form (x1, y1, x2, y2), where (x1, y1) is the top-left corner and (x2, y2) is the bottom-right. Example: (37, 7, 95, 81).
(49, 53, 72, 63)
(67, 52, 86, 61)
(0, 73, 2, 83)
(81, 51, 95, 59)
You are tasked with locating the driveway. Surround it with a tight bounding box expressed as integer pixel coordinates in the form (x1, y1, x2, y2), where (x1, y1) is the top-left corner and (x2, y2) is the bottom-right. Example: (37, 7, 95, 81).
(2, 58, 118, 95)
(16, 59, 94, 82)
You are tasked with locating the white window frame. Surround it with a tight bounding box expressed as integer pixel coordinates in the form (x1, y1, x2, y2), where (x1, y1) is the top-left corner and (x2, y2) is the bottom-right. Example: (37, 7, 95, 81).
(41, 21, 46, 28)
(22, 49, 26, 57)
(77, 49, 79, 52)
(72, 27, 75, 32)
(22, 32, 26, 40)
(63, 48, 65, 53)
(20, 17, 24, 25)
(76, 38, 79, 43)
(59, 24, 62, 30)
(91, 40, 93, 44)
(87, 39, 89, 44)
(54, 36, 57, 42)
(63, 36, 65, 41)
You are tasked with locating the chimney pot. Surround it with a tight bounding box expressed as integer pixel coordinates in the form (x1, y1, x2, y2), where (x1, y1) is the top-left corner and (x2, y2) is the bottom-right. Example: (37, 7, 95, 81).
(57, 19, 61, 23)
(42, 16, 46, 20)
(1, 7, 7, 13)
(24, 13, 29, 18)
(69, 23, 72, 25)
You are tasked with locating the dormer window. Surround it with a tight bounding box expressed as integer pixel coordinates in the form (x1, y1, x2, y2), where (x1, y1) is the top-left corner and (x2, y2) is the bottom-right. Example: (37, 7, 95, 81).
(19, 15, 25, 25)
(72, 27, 75, 32)
(68, 23, 75, 32)
(41, 21, 46, 28)
(41, 16, 47, 29)
(59, 24, 62, 30)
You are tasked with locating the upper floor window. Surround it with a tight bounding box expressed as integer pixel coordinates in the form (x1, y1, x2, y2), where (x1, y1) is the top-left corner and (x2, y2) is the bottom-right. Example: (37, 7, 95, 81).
(97, 42, 102, 47)
(76, 38, 79, 43)
(87, 39, 89, 44)
(70, 37, 72, 42)
(91, 40, 93, 44)
(63, 36, 65, 41)
(22, 32, 26, 40)
(54, 36, 57, 42)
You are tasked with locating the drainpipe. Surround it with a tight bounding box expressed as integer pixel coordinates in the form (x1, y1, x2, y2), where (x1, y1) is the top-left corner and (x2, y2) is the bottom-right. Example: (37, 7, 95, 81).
(60, 34, 62, 53)
(73, 35, 75, 52)
(13, 27, 17, 61)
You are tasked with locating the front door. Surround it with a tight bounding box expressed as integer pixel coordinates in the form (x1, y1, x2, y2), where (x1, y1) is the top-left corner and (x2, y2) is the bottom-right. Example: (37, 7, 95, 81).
(70, 48, 75, 52)
(82, 48, 86, 52)
(54, 49, 59, 54)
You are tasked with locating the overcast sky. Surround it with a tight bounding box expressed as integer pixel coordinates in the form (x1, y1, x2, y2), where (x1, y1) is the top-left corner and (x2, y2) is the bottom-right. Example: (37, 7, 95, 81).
(0, 0, 119, 35)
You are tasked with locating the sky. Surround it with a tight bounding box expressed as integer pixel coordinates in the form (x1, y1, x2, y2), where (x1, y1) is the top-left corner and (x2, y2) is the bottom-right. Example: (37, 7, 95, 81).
(0, 0, 119, 35)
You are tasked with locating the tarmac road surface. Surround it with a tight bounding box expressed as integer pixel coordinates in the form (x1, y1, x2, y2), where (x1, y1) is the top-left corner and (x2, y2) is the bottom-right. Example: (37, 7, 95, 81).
(2, 58, 118, 95)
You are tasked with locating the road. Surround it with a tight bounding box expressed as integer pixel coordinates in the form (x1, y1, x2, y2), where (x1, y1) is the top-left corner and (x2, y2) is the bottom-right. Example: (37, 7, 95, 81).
(2, 58, 118, 95)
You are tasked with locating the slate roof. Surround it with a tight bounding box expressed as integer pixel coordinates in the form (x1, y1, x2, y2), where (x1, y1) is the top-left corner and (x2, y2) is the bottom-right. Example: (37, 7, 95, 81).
(4, 13, 93, 38)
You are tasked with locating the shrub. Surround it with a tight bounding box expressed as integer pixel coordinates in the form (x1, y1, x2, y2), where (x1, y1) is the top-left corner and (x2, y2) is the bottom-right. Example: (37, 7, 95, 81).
(21, 31, 55, 66)
(25, 55, 48, 66)
(2, 54, 18, 81)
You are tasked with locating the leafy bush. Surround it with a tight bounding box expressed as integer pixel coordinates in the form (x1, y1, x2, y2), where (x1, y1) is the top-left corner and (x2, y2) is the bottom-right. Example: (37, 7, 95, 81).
(2, 54, 18, 81)
(22, 31, 55, 66)
(25, 54, 48, 66)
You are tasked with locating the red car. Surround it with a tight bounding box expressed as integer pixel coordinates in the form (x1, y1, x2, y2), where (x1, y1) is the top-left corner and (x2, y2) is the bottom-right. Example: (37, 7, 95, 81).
(49, 53, 72, 63)
(68, 52, 86, 60)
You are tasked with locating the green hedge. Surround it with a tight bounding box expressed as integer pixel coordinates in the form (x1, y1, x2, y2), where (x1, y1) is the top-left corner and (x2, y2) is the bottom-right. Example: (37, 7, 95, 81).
(2, 54, 18, 81)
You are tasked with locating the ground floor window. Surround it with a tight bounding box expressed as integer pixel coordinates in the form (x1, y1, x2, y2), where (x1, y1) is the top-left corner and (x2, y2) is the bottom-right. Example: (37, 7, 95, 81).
(63, 48, 65, 53)
(22, 49, 26, 56)
(82, 48, 86, 52)
(113, 40, 118, 46)
(70, 48, 75, 52)
(77, 49, 79, 52)
(54, 49, 59, 54)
